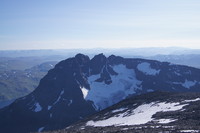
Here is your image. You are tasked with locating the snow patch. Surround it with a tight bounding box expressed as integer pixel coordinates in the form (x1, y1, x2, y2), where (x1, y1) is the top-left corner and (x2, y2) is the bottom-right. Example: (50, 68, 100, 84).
(48, 106, 52, 110)
(173, 80, 197, 89)
(112, 108, 127, 113)
(86, 64, 141, 110)
(68, 100, 73, 106)
(80, 87, 88, 99)
(157, 119, 177, 124)
(86, 102, 187, 127)
(38, 127, 44, 132)
(34, 103, 42, 112)
(80, 127, 85, 130)
(180, 130, 199, 133)
(121, 128, 129, 130)
(137, 62, 160, 75)
(174, 71, 181, 76)
(182, 80, 197, 89)
(147, 89, 154, 92)
(184, 98, 200, 102)
(73, 72, 76, 76)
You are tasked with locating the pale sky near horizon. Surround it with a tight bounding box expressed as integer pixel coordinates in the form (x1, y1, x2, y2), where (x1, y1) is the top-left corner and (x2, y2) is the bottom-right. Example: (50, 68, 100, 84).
(0, 0, 200, 50)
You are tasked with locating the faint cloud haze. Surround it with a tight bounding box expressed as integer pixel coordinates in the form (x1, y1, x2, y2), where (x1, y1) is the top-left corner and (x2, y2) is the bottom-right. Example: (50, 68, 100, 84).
(0, 0, 200, 50)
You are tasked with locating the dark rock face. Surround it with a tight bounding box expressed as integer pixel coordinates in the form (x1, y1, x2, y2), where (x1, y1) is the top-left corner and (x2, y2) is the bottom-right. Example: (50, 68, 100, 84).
(0, 53, 200, 133)
(0, 55, 96, 133)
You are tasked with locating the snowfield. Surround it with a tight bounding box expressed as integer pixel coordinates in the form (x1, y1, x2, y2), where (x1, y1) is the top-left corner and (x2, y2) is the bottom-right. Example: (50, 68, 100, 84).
(137, 62, 160, 75)
(86, 101, 188, 127)
(85, 64, 142, 110)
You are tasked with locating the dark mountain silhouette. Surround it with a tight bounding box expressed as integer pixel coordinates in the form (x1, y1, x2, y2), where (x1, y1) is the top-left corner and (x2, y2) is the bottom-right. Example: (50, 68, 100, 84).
(0, 54, 200, 133)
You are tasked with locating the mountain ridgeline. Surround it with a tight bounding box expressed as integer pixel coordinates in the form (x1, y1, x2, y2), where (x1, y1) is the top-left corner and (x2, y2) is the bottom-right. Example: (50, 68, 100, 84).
(0, 53, 200, 133)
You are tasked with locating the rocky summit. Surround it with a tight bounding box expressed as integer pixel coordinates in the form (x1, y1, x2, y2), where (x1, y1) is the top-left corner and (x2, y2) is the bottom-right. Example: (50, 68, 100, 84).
(0, 54, 200, 133)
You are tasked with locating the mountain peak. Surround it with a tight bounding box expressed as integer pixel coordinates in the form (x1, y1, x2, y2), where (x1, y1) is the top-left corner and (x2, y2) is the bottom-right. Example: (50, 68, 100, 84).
(75, 53, 90, 62)
(89, 53, 107, 75)
(0, 54, 200, 133)
(92, 53, 107, 62)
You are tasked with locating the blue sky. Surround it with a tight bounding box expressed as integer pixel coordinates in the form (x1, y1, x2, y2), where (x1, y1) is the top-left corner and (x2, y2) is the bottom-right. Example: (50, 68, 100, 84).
(0, 0, 200, 50)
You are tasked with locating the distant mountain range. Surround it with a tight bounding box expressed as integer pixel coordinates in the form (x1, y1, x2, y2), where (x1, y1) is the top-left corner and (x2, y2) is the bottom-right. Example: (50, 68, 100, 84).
(0, 47, 200, 57)
(1, 48, 200, 69)
(148, 54, 200, 69)
(0, 56, 65, 71)
(0, 54, 199, 133)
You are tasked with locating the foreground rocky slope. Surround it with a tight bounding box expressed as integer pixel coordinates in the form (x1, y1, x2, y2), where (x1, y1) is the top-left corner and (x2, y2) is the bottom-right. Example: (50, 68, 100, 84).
(0, 54, 200, 133)
(50, 91, 200, 133)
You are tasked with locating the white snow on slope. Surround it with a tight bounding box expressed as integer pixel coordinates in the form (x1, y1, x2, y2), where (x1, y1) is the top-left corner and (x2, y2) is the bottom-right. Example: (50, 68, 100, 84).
(48, 106, 52, 110)
(86, 102, 188, 127)
(80, 87, 89, 99)
(174, 71, 181, 76)
(68, 99, 73, 106)
(173, 80, 197, 89)
(184, 98, 200, 102)
(156, 119, 177, 124)
(137, 62, 160, 75)
(86, 64, 141, 110)
(182, 80, 197, 89)
(112, 108, 128, 113)
(180, 130, 199, 133)
(34, 103, 42, 112)
(38, 127, 44, 132)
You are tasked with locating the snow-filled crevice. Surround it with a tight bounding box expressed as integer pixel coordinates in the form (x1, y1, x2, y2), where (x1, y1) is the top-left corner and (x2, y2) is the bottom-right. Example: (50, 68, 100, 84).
(53, 89, 64, 105)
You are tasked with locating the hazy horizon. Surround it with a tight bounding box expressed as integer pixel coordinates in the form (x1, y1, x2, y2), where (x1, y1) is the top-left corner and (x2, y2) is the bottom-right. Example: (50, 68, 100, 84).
(0, 46, 199, 51)
(1, 0, 200, 50)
